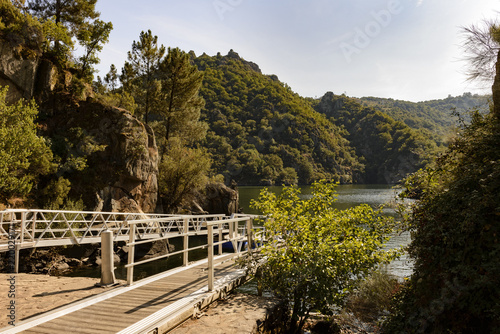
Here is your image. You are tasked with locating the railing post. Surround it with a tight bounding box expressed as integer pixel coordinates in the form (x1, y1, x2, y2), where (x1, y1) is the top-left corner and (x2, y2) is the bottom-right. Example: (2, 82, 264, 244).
(99, 230, 116, 286)
(31, 211, 36, 242)
(208, 224, 214, 291)
(14, 244, 20, 274)
(246, 217, 253, 253)
(127, 223, 136, 286)
(229, 220, 235, 253)
(20, 211, 25, 245)
(183, 217, 189, 266)
(218, 223, 223, 255)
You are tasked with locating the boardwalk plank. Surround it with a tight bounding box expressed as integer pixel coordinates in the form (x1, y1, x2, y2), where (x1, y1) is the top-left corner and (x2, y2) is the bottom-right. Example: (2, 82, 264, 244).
(12, 257, 247, 333)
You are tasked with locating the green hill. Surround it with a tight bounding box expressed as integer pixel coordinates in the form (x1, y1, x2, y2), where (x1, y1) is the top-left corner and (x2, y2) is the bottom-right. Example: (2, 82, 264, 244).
(194, 51, 438, 185)
(357, 93, 490, 139)
(194, 50, 363, 185)
(314, 93, 438, 184)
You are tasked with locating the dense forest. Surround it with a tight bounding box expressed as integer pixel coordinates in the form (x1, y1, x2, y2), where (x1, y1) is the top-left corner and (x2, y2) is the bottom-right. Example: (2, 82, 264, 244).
(192, 50, 477, 185)
(194, 50, 363, 185)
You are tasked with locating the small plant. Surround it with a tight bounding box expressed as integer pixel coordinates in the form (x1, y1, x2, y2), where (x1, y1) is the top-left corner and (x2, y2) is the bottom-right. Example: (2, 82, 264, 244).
(337, 268, 401, 331)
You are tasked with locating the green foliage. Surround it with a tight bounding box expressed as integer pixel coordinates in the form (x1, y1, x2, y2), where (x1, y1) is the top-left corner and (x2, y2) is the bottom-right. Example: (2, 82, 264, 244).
(158, 140, 211, 213)
(194, 51, 363, 185)
(383, 109, 500, 333)
(337, 269, 400, 330)
(124, 29, 165, 124)
(0, 86, 53, 202)
(27, 0, 111, 79)
(0, 0, 44, 58)
(76, 18, 112, 80)
(248, 181, 400, 333)
(39, 176, 83, 210)
(155, 47, 206, 146)
(315, 93, 438, 184)
(357, 93, 490, 137)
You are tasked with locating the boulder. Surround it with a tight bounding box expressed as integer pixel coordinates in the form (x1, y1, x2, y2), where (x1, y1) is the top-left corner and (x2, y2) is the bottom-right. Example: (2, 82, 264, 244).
(44, 99, 159, 213)
(200, 182, 240, 216)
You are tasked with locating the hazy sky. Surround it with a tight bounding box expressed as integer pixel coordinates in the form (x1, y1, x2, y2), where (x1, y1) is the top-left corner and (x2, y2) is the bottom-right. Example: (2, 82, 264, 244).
(94, 0, 499, 102)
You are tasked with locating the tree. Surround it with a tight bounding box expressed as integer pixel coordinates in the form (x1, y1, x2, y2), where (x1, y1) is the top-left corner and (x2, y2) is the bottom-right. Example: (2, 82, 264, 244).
(383, 19, 500, 333)
(153, 48, 210, 212)
(124, 29, 165, 124)
(76, 18, 112, 79)
(462, 19, 500, 119)
(0, 86, 53, 203)
(27, 0, 99, 34)
(155, 47, 206, 145)
(27, 0, 111, 77)
(104, 64, 118, 91)
(248, 181, 400, 333)
(158, 139, 211, 213)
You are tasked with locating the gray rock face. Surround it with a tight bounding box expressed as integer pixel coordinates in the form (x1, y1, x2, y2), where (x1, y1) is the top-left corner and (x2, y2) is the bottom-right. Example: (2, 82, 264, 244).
(201, 182, 240, 216)
(0, 40, 39, 103)
(76, 101, 159, 213)
(0, 38, 159, 213)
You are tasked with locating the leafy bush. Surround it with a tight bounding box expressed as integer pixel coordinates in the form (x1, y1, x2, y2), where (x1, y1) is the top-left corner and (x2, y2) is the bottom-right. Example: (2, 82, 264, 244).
(0, 86, 53, 203)
(383, 109, 500, 333)
(247, 181, 401, 333)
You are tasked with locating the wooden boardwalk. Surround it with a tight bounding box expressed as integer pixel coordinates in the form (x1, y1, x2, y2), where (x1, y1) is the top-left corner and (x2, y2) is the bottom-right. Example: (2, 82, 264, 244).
(1, 254, 248, 334)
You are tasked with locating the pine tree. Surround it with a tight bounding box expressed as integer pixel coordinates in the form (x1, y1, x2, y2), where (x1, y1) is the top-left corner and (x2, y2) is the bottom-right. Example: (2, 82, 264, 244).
(104, 64, 118, 91)
(156, 47, 206, 145)
(124, 30, 165, 124)
(27, 0, 99, 31)
(76, 18, 112, 79)
(26, 0, 111, 77)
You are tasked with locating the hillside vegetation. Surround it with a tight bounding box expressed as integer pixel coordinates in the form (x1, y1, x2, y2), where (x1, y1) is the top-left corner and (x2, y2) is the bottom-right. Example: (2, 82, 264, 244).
(357, 93, 490, 139)
(195, 51, 363, 185)
(194, 51, 443, 185)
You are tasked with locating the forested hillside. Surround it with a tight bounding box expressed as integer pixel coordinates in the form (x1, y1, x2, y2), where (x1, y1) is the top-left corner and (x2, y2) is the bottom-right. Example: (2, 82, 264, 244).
(314, 93, 439, 184)
(194, 50, 363, 185)
(194, 51, 440, 185)
(357, 93, 490, 139)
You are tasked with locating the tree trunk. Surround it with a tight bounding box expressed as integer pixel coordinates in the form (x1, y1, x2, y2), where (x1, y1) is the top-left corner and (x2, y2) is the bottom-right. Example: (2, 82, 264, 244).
(492, 49, 500, 119)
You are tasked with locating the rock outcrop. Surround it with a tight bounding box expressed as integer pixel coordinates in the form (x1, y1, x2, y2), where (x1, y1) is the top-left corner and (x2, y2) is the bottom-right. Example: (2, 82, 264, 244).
(199, 182, 240, 216)
(48, 99, 159, 213)
(0, 39, 39, 104)
(0, 36, 159, 213)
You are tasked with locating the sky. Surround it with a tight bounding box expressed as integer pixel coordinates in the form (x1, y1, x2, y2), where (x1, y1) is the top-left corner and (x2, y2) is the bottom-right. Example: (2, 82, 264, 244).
(93, 0, 499, 102)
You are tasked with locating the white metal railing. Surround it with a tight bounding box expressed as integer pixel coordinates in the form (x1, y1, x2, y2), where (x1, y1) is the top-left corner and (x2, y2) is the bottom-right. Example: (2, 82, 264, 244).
(0, 209, 179, 251)
(125, 214, 264, 289)
(0, 209, 234, 273)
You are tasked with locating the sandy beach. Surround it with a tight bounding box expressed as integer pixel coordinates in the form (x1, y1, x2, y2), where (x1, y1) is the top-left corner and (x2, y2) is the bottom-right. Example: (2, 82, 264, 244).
(0, 273, 125, 329)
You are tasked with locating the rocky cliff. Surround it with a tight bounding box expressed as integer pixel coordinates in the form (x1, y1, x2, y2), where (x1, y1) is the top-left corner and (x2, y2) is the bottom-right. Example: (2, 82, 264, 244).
(0, 38, 159, 213)
(0, 39, 39, 104)
(46, 99, 159, 213)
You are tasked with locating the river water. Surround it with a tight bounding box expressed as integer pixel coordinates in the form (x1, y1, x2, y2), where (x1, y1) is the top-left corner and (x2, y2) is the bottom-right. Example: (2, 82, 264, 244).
(66, 184, 413, 281)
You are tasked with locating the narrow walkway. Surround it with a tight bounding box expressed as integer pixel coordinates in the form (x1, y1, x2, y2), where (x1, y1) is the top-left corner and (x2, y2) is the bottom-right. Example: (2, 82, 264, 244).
(1, 254, 247, 334)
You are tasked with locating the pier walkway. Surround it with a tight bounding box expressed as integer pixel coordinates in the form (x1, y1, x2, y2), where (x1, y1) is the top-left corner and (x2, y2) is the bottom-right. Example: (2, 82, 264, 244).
(0, 210, 265, 333)
(2, 253, 248, 333)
